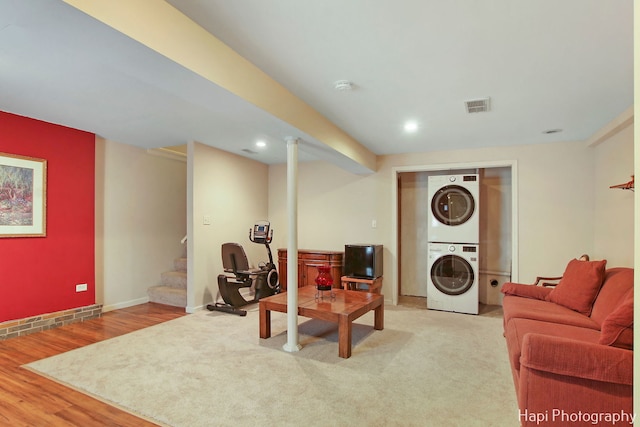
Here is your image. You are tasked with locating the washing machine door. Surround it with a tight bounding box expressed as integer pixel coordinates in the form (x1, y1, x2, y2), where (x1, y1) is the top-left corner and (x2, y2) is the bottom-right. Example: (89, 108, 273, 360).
(430, 185, 475, 226)
(430, 254, 475, 295)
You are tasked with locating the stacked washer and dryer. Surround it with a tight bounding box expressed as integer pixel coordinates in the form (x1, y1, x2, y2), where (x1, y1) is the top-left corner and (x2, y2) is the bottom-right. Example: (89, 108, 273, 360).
(427, 174, 480, 315)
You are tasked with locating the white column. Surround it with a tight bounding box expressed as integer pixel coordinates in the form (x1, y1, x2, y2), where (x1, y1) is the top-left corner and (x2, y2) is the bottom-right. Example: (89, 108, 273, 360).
(283, 137, 302, 353)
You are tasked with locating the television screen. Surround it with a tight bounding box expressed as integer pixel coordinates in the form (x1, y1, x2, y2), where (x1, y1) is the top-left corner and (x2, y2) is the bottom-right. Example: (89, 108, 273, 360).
(344, 244, 383, 279)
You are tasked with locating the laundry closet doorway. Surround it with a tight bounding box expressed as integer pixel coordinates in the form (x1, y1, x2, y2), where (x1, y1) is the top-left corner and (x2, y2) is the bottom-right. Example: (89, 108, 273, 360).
(394, 162, 517, 307)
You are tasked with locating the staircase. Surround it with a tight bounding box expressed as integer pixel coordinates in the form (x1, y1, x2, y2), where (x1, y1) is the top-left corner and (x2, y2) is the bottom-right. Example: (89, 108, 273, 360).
(147, 250, 187, 308)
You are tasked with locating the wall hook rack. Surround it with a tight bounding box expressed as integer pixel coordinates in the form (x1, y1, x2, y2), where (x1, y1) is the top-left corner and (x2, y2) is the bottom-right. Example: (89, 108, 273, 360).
(609, 175, 634, 191)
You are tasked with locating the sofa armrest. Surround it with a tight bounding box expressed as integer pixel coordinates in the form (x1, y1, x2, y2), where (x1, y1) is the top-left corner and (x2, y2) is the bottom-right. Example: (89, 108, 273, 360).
(532, 276, 562, 287)
(521, 333, 632, 385)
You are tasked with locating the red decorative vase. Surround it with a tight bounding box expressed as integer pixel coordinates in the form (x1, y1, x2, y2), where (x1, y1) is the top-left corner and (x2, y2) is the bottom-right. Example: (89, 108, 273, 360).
(315, 265, 334, 291)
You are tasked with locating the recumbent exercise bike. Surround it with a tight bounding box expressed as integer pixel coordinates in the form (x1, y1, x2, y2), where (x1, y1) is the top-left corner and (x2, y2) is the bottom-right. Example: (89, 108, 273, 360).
(206, 221, 280, 316)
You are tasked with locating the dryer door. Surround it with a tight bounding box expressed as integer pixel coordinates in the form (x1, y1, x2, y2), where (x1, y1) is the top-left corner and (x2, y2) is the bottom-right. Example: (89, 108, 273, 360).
(430, 254, 475, 295)
(430, 185, 475, 226)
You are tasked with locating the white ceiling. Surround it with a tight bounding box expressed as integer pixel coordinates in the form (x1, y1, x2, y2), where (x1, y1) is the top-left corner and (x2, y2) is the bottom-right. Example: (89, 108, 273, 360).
(0, 0, 633, 169)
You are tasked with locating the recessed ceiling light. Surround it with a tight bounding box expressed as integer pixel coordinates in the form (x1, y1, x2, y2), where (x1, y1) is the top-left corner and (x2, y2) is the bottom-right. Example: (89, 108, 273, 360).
(404, 121, 418, 133)
(255, 140, 267, 148)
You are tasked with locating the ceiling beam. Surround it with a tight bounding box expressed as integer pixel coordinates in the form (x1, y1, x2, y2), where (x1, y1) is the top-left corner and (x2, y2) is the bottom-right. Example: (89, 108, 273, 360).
(62, 0, 376, 173)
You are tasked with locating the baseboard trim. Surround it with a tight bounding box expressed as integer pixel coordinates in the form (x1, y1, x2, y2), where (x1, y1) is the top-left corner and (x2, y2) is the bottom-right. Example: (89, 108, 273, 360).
(103, 297, 150, 313)
(186, 304, 205, 314)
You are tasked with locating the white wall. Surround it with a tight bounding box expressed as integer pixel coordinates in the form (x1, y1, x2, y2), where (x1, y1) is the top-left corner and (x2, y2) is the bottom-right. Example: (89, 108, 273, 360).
(95, 116, 632, 312)
(188, 142, 269, 311)
(270, 140, 603, 302)
(592, 123, 634, 267)
(95, 112, 628, 312)
(96, 138, 187, 311)
(268, 161, 380, 252)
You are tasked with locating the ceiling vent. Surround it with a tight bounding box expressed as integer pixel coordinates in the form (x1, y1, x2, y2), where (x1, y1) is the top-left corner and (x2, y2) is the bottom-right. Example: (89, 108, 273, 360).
(465, 98, 491, 113)
(241, 148, 257, 154)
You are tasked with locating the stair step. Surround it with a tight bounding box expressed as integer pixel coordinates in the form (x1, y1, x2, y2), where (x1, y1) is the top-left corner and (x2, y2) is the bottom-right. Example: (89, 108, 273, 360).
(148, 285, 186, 307)
(173, 257, 187, 272)
(161, 271, 187, 289)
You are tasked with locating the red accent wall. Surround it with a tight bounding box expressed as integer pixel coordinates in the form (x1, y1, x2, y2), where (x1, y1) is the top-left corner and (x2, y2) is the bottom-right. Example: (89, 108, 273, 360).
(0, 111, 95, 322)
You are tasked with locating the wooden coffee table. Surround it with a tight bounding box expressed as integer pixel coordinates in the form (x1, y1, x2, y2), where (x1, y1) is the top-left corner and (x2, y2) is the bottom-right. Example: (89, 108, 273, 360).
(259, 286, 384, 358)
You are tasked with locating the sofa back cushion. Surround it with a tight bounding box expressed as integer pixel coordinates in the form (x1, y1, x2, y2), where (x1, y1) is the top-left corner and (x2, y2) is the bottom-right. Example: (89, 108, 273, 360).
(599, 288, 633, 349)
(545, 259, 607, 316)
(591, 268, 635, 327)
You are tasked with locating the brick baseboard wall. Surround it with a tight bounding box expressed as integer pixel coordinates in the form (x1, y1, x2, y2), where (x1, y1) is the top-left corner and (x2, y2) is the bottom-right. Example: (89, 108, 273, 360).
(0, 304, 103, 340)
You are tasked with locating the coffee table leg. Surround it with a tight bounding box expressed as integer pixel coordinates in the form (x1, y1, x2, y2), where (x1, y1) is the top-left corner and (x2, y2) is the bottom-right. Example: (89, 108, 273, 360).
(259, 303, 271, 338)
(374, 303, 384, 331)
(338, 315, 352, 358)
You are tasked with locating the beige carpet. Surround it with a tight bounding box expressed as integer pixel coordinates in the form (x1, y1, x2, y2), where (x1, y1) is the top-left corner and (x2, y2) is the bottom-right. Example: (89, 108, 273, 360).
(25, 304, 518, 427)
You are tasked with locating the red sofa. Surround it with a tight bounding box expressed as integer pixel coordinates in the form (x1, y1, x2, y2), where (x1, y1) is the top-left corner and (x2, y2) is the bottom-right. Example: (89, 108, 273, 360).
(501, 261, 634, 427)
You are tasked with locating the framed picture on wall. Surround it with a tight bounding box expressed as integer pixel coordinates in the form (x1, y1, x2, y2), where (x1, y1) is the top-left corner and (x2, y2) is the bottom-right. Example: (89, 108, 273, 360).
(0, 152, 47, 237)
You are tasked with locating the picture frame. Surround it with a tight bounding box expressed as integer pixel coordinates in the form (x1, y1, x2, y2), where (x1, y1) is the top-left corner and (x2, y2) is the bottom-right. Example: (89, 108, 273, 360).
(0, 152, 47, 237)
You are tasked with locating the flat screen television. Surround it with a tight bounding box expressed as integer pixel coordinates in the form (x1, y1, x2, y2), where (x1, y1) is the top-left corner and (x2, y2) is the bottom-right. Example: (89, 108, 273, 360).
(343, 244, 383, 279)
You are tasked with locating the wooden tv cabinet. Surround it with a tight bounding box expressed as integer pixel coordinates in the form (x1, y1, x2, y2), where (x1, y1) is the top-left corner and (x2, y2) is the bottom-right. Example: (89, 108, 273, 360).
(277, 249, 343, 291)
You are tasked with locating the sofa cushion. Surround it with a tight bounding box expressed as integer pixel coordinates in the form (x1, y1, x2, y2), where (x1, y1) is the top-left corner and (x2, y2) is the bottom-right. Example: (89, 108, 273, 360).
(590, 268, 635, 327)
(599, 289, 633, 350)
(501, 282, 552, 300)
(505, 318, 601, 374)
(545, 258, 607, 316)
(502, 295, 600, 330)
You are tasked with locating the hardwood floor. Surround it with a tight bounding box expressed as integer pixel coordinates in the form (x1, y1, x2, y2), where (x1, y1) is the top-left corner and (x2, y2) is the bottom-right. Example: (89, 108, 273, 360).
(0, 303, 186, 426)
